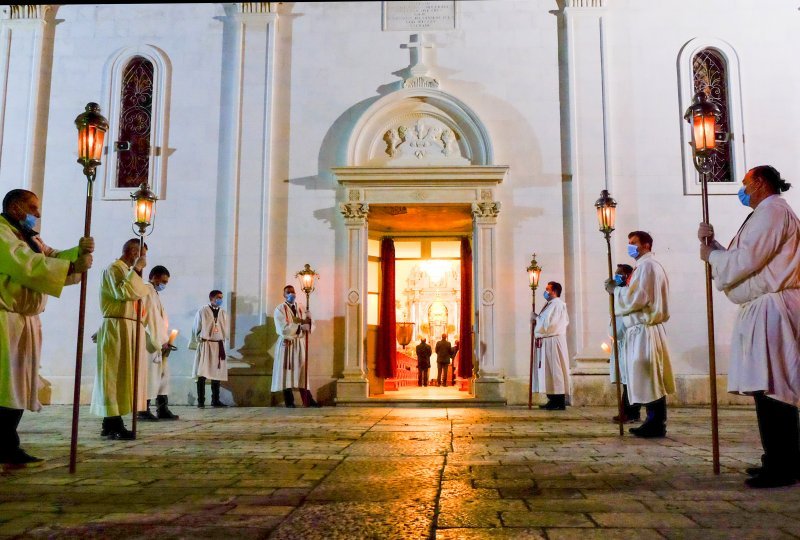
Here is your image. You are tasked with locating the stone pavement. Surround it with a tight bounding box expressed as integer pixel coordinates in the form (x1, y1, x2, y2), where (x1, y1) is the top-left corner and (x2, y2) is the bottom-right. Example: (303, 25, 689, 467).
(1, 405, 799, 539)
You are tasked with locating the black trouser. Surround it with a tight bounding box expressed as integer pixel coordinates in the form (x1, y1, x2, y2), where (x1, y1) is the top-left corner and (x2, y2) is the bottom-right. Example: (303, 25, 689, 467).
(197, 377, 206, 404)
(754, 392, 800, 477)
(643, 396, 667, 426)
(622, 386, 642, 418)
(418, 367, 429, 386)
(0, 407, 23, 453)
(436, 363, 449, 386)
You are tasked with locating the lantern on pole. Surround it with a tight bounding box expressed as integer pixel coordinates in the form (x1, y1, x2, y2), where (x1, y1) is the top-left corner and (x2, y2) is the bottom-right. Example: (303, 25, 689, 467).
(69, 103, 108, 474)
(527, 254, 542, 410)
(595, 189, 625, 436)
(295, 263, 319, 398)
(129, 182, 158, 438)
(684, 91, 723, 475)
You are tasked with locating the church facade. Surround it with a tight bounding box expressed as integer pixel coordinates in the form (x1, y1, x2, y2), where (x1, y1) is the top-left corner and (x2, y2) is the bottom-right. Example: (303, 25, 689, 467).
(1, 1, 797, 406)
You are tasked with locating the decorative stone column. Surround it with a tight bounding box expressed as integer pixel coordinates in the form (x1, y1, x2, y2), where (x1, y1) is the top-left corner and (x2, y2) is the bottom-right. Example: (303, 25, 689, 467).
(471, 200, 505, 401)
(337, 197, 370, 400)
(219, 3, 277, 351)
(0, 5, 56, 194)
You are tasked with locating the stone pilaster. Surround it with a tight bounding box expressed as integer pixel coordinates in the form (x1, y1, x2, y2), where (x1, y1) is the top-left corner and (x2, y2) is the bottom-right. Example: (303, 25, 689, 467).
(0, 5, 56, 195)
(471, 200, 505, 401)
(336, 199, 370, 400)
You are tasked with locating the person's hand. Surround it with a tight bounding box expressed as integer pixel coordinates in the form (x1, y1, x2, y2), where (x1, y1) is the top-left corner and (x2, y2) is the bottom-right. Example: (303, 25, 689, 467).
(530, 312, 538, 323)
(161, 343, 171, 353)
(604, 278, 617, 294)
(133, 256, 147, 272)
(698, 223, 715, 243)
(700, 243, 715, 262)
(300, 323, 311, 332)
(78, 236, 95, 255)
(73, 254, 92, 274)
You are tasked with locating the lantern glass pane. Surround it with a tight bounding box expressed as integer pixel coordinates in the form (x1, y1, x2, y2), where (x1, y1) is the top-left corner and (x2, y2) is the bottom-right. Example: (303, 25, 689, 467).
(692, 49, 732, 182)
(703, 115, 716, 150)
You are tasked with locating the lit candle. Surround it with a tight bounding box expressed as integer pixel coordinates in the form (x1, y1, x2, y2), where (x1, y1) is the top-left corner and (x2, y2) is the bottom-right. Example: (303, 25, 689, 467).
(169, 329, 178, 345)
(601, 342, 611, 354)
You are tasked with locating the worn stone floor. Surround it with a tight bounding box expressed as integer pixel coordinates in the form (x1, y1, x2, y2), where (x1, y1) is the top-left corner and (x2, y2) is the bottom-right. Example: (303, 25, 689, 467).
(1, 404, 799, 539)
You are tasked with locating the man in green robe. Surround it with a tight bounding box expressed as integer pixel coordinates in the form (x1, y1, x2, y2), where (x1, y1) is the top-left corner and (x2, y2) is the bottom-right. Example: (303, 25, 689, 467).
(0, 189, 92, 464)
(89, 238, 149, 440)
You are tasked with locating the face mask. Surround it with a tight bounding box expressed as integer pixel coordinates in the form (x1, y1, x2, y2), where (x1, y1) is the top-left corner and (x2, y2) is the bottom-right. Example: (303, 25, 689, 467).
(627, 244, 639, 259)
(154, 283, 166, 292)
(213, 298, 223, 307)
(614, 274, 625, 286)
(22, 214, 37, 230)
(286, 293, 296, 303)
(737, 187, 751, 207)
(543, 291, 552, 301)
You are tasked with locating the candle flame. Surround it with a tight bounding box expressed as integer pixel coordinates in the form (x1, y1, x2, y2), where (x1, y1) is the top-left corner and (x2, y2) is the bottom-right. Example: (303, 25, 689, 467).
(600, 342, 611, 353)
(169, 329, 179, 344)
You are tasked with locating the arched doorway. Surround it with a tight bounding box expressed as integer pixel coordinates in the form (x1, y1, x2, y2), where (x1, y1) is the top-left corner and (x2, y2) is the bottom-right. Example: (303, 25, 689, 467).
(333, 87, 508, 404)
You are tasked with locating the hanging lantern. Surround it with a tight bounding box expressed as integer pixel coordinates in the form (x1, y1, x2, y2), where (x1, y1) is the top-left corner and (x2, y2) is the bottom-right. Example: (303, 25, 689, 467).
(130, 181, 157, 235)
(684, 92, 721, 154)
(595, 189, 617, 235)
(74, 102, 108, 177)
(527, 254, 542, 291)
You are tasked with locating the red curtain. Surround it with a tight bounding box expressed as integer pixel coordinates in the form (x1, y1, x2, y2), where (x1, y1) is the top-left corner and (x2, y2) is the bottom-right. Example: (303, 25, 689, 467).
(458, 237, 473, 378)
(376, 238, 397, 379)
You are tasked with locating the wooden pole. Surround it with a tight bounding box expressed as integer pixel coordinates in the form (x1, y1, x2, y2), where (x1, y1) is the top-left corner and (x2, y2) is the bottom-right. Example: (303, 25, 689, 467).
(699, 166, 721, 475)
(606, 235, 625, 437)
(528, 288, 536, 409)
(69, 176, 94, 474)
(131, 236, 145, 438)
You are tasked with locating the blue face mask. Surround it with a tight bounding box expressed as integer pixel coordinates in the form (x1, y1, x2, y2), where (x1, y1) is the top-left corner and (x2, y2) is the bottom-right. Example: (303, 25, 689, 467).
(737, 187, 751, 207)
(22, 214, 37, 230)
(543, 291, 552, 301)
(286, 293, 296, 304)
(154, 283, 166, 292)
(213, 298, 223, 307)
(627, 244, 639, 259)
(614, 274, 625, 286)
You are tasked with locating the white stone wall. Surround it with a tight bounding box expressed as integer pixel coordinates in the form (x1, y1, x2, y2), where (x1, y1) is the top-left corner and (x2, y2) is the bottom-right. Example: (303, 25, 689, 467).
(0, 1, 796, 405)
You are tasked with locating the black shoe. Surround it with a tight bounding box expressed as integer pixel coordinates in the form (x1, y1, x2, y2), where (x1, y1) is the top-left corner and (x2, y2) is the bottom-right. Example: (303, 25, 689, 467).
(197, 400, 205, 409)
(137, 410, 159, 421)
(629, 423, 666, 438)
(107, 427, 136, 441)
(211, 400, 227, 408)
(0, 448, 43, 465)
(745, 473, 796, 489)
(544, 402, 566, 411)
(747, 466, 800, 479)
(157, 408, 179, 420)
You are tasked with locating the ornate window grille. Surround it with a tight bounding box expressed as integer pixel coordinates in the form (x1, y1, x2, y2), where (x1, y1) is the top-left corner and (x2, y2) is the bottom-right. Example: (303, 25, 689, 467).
(692, 49, 732, 183)
(115, 56, 154, 189)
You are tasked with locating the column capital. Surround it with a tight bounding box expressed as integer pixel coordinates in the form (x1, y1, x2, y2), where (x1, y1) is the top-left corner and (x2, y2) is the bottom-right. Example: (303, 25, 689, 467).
(471, 201, 500, 223)
(224, 3, 278, 24)
(340, 202, 370, 226)
(1, 5, 54, 22)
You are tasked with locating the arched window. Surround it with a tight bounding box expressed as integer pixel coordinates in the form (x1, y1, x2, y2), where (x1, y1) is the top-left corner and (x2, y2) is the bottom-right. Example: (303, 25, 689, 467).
(116, 56, 154, 189)
(692, 49, 731, 183)
(101, 46, 171, 200)
(678, 38, 745, 196)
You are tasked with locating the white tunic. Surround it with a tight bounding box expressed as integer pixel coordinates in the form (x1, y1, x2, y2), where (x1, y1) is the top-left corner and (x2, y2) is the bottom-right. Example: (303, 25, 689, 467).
(608, 317, 628, 385)
(190, 305, 229, 381)
(708, 195, 800, 405)
(532, 297, 571, 395)
(0, 216, 76, 412)
(143, 283, 170, 398)
(270, 301, 314, 392)
(90, 260, 151, 417)
(614, 252, 675, 405)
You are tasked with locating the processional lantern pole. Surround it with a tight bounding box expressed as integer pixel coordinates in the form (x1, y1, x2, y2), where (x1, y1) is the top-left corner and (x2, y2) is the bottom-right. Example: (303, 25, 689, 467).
(129, 182, 158, 438)
(526, 254, 542, 410)
(69, 103, 108, 474)
(595, 189, 625, 437)
(296, 264, 319, 391)
(684, 91, 722, 475)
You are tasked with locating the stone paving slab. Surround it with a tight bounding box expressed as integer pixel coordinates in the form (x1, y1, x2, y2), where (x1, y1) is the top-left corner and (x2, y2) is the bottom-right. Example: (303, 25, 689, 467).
(0, 404, 799, 539)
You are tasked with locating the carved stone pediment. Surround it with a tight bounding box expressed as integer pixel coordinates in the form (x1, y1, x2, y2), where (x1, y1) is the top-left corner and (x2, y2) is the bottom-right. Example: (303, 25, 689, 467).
(377, 116, 470, 167)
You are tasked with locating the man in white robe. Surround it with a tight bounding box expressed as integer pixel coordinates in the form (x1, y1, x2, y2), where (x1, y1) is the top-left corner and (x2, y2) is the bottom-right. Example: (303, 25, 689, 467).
(271, 285, 317, 407)
(608, 264, 641, 423)
(190, 290, 229, 407)
(90, 238, 149, 440)
(141, 265, 178, 420)
(0, 189, 92, 464)
(699, 165, 800, 488)
(606, 231, 674, 438)
(532, 281, 570, 410)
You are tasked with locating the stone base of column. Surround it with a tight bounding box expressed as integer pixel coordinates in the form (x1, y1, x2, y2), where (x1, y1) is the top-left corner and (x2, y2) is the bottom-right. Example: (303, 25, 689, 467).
(335, 379, 369, 402)
(473, 378, 506, 403)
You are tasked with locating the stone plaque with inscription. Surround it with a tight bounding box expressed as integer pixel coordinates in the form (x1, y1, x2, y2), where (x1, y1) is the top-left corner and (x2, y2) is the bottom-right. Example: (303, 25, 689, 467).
(383, 1, 456, 31)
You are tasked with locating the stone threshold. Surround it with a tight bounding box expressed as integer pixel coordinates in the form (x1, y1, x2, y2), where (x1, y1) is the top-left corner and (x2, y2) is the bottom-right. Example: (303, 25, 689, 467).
(335, 398, 507, 407)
